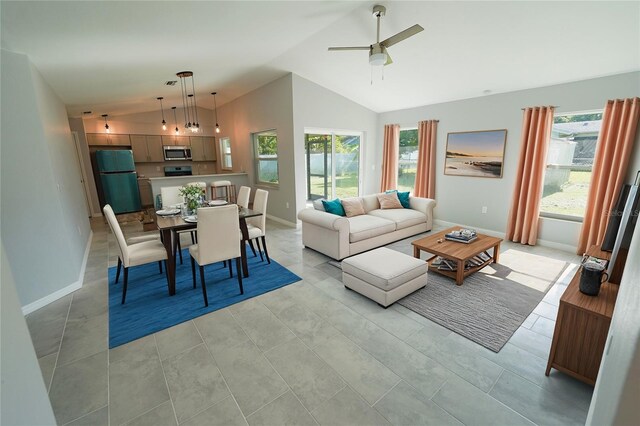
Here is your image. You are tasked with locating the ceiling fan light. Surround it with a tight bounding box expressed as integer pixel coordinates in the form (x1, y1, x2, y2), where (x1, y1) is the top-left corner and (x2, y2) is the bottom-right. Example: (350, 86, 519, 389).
(369, 52, 387, 66)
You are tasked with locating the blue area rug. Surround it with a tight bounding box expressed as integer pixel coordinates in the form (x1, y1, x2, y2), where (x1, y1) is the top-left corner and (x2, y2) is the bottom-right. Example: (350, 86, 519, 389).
(108, 250, 301, 348)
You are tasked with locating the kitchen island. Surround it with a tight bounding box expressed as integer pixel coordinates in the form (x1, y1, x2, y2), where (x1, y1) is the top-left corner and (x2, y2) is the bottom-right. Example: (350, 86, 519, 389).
(149, 172, 249, 206)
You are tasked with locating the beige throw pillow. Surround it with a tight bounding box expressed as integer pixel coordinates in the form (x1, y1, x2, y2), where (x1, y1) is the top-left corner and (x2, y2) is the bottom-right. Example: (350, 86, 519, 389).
(341, 198, 365, 217)
(377, 192, 403, 209)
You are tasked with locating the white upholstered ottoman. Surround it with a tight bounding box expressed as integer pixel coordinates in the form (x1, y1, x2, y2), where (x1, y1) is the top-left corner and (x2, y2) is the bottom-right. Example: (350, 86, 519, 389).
(342, 247, 428, 308)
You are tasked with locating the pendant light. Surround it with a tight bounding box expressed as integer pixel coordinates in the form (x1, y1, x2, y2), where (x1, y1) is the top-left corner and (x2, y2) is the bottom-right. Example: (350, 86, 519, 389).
(211, 92, 220, 134)
(102, 114, 110, 133)
(171, 106, 179, 134)
(157, 97, 167, 130)
(177, 71, 200, 133)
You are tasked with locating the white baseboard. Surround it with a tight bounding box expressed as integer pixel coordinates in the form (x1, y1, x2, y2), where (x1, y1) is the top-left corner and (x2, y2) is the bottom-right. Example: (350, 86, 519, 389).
(266, 214, 298, 228)
(536, 238, 577, 254)
(22, 230, 93, 315)
(433, 219, 577, 254)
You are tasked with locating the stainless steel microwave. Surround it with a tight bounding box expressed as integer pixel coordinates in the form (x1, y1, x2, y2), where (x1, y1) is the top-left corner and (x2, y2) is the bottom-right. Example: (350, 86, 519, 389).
(163, 145, 192, 161)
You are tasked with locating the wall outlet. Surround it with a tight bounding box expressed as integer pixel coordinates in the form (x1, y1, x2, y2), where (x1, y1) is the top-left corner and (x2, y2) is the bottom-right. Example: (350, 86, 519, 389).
(286, 202, 290, 209)
(481, 206, 488, 214)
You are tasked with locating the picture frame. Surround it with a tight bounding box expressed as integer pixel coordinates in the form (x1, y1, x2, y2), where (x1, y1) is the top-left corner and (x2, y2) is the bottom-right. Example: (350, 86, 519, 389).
(444, 129, 507, 178)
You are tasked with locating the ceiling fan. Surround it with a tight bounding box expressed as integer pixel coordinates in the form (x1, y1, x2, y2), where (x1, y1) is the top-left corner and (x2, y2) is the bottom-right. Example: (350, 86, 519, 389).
(328, 5, 423, 66)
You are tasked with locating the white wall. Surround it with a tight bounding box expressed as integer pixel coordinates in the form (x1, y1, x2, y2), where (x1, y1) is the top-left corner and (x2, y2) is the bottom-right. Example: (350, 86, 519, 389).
(1, 241, 56, 425)
(378, 72, 640, 251)
(291, 74, 379, 216)
(216, 74, 297, 223)
(1, 49, 91, 308)
(587, 224, 640, 425)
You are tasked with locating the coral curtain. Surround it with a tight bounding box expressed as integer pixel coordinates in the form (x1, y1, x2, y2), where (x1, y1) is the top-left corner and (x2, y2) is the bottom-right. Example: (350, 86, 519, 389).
(506, 106, 555, 245)
(577, 97, 640, 254)
(414, 120, 438, 198)
(380, 124, 400, 191)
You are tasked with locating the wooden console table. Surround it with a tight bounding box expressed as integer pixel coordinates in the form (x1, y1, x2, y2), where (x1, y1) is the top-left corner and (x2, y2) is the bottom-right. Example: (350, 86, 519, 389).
(545, 246, 618, 386)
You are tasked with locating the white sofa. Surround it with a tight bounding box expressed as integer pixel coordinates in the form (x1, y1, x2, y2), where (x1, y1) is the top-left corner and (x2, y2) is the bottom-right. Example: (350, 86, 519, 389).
(297, 194, 436, 260)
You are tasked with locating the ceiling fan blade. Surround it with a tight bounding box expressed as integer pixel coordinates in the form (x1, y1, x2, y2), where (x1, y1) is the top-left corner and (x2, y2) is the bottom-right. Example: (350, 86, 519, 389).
(380, 24, 424, 48)
(328, 46, 371, 51)
(384, 51, 393, 66)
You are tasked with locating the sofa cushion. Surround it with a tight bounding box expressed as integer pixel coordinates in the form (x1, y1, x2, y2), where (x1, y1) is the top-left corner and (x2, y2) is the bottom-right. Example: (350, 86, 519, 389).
(368, 208, 426, 230)
(361, 194, 380, 213)
(377, 192, 403, 209)
(313, 199, 325, 211)
(386, 190, 410, 208)
(341, 197, 365, 217)
(347, 215, 396, 243)
(322, 198, 345, 216)
(342, 247, 427, 291)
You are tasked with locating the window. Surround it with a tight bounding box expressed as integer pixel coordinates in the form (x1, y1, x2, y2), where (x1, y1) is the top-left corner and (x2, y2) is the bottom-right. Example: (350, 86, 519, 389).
(540, 112, 603, 220)
(305, 130, 361, 200)
(398, 128, 418, 192)
(254, 130, 279, 185)
(220, 137, 232, 170)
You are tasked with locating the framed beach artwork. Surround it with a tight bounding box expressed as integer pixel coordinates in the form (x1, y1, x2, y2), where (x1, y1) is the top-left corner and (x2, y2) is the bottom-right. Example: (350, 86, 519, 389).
(444, 129, 507, 178)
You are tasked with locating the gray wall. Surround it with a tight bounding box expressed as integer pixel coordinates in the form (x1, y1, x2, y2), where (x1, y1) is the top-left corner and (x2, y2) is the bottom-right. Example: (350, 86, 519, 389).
(1, 241, 56, 425)
(378, 72, 640, 250)
(291, 74, 379, 216)
(587, 225, 640, 425)
(1, 49, 91, 307)
(216, 74, 297, 223)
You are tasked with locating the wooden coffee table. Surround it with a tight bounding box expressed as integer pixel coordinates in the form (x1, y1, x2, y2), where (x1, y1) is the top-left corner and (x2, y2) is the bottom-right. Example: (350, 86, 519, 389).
(412, 227, 503, 285)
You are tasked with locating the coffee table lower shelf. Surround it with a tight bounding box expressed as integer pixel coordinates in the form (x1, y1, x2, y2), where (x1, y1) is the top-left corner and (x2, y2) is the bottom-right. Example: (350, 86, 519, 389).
(425, 252, 494, 285)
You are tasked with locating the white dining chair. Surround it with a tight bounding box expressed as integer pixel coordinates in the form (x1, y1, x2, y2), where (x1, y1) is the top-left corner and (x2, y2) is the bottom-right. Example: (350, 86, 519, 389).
(237, 186, 251, 209)
(189, 205, 243, 307)
(160, 185, 195, 264)
(104, 204, 168, 304)
(246, 188, 270, 264)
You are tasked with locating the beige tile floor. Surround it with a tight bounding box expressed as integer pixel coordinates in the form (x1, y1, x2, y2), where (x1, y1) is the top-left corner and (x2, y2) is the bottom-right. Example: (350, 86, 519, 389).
(27, 218, 594, 425)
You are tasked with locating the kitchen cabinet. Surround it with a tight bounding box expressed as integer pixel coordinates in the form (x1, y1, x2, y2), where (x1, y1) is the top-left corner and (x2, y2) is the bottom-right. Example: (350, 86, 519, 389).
(86, 133, 131, 146)
(190, 137, 216, 161)
(109, 134, 131, 146)
(162, 135, 190, 146)
(202, 137, 216, 161)
(87, 133, 110, 145)
(138, 178, 153, 206)
(130, 135, 163, 162)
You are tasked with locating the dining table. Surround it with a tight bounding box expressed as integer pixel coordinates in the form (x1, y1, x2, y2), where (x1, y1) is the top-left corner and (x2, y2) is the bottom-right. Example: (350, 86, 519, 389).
(155, 206, 262, 296)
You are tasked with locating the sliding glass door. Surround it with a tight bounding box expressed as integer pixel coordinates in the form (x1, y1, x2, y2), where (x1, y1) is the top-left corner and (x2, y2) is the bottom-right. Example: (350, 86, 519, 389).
(305, 130, 361, 201)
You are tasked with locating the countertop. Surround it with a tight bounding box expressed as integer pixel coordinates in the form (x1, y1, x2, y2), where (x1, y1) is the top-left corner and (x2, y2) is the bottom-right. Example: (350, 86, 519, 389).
(149, 172, 248, 181)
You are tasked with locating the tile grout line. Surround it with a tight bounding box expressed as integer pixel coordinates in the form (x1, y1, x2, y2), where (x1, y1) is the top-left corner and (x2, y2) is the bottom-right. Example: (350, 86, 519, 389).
(371, 379, 401, 407)
(153, 334, 180, 426)
(192, 319, 249, 426)
(487, 369, 505, 395)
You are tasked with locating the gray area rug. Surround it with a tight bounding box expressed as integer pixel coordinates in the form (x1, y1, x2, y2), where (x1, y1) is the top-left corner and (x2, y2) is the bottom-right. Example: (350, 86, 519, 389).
(329, 237, 569, 352)
(397, 250, 569, 352)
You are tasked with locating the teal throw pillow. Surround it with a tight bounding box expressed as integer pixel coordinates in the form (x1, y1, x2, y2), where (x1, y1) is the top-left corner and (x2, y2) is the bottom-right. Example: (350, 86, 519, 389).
(386, 190, 410, 208)
(322, 198, 345, 216)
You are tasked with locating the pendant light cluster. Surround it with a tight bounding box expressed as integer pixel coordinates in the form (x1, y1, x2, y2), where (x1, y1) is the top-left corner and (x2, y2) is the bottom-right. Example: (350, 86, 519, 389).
(155, 71, 222, 135)
(177, 71, 200, 133)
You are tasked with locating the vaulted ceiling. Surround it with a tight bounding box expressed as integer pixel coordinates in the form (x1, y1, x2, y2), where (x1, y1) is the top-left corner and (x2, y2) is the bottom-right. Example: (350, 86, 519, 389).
(2, 1, 638, 118)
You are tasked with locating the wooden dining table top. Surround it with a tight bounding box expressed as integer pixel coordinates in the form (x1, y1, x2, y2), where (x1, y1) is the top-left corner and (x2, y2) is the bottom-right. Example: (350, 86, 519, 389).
(156, 206, 262, 231)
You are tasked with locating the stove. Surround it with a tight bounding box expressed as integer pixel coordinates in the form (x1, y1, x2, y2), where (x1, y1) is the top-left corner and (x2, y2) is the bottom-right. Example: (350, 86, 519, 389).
(164, 166, 193, 177)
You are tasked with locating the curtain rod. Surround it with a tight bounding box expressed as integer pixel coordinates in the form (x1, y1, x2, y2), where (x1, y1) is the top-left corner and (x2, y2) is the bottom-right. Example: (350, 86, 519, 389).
(521, 105, 559, 110)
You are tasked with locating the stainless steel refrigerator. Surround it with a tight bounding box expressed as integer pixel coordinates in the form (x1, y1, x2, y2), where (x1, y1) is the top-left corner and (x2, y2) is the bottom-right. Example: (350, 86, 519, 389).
(96, 150, 141, 214)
